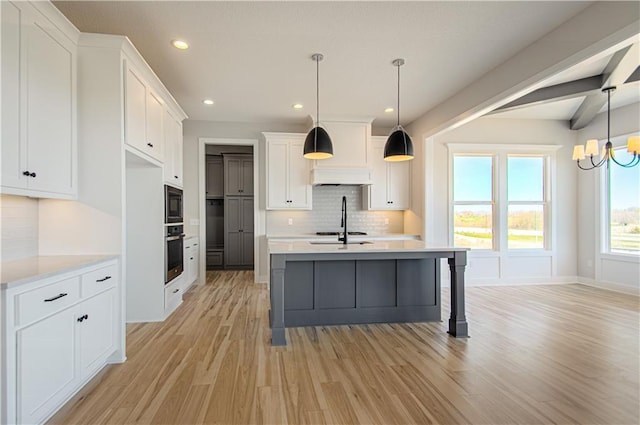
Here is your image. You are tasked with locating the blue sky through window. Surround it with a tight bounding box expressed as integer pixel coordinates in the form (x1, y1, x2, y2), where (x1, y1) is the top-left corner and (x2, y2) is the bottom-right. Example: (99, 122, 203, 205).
(609, 149, 640, 210)
(453, 156, 492, 201)
(508, 157, 543, 201)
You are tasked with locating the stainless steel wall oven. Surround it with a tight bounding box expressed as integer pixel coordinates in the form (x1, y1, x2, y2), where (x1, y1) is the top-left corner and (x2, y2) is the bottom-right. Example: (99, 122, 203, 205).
(165, 225, 184, 284)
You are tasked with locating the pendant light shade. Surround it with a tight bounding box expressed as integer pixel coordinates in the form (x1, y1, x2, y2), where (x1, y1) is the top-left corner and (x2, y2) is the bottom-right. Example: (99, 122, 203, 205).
(304, 53, 333, 159)
(384, 58, 414, 162)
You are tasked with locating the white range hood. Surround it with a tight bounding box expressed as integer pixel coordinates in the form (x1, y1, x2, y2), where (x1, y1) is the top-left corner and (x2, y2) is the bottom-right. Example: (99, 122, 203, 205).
(308, 116, 375, 185)
(310, 167, 373, 185)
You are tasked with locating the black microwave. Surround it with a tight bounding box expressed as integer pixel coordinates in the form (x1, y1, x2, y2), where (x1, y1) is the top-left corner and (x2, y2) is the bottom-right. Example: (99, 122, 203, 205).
(165, 185, 183, 223)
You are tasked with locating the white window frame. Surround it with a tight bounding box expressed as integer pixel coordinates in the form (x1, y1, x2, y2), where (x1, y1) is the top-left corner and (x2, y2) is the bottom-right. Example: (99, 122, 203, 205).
(599, 138, 640, 258)
(447, 143, 560, 259)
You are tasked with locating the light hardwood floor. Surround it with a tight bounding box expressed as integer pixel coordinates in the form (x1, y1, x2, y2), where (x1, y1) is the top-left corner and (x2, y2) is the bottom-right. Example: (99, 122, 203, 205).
(49, 271, 639, 425)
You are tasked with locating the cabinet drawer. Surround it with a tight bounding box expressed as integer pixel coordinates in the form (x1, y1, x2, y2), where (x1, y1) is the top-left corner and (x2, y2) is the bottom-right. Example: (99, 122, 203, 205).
(164, 278, 182, 309)
(81, 263, 118, 298)
(16, 277, 81, 326)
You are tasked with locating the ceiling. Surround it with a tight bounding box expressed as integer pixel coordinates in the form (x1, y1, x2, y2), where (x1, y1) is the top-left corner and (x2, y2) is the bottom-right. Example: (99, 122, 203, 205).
(54, 1, 620, 130)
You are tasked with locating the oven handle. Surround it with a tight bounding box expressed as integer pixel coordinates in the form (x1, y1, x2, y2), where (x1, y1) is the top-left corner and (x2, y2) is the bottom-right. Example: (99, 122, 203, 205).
(166, 235, 184, 241)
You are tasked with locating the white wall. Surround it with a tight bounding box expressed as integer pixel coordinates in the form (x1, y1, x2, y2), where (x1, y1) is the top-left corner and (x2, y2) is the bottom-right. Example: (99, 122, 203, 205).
(575, 102, 640, 294)
(424, 117, 578, 285)
(0, 195, 39, 261)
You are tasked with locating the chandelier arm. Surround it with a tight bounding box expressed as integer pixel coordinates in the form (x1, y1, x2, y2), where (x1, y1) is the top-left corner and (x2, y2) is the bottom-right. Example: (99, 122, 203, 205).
(589, 154, 608, 168)
(577, 160, 597, 171)
(610, 153, 639, 168)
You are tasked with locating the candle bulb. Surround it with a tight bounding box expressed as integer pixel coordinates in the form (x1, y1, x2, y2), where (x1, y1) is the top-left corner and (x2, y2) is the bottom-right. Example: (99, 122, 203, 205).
(572, 145, 585, 161)
(627, 136, 640, 154)
(585, 139, 599, 156)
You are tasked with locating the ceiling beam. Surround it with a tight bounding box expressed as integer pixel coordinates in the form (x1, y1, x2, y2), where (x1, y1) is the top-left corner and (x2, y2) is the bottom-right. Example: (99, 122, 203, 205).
(490, 75, 602, 114)
(624, 65, 640, 83)
(405, 2, 639, 139)
(570, 43, 639, 129)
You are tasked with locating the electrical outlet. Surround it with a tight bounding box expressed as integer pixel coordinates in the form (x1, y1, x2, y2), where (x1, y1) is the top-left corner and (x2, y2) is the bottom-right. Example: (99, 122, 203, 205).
(288, 218, 293, 226)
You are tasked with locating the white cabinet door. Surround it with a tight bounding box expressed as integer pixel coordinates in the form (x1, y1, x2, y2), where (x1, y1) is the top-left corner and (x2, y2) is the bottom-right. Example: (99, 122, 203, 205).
(77, 289, 115, 378)
(125, 64, 163, 162)
(1, 1, 24, 190)
(367, 138, 389, 209)
(365, 136, 411, 210)
(25, 17, 74, 195)
(1, 1, 76, 198)
(266, 141, 289, 208)
(266, 137, 311, 210)
(17, 309, 78, 425)
(287, 140, 312, 209)
(163, 109, 183, 187)
(145, 90, 164, 160)
(125, 66, 147, 153)
(387, 161, 410, 210)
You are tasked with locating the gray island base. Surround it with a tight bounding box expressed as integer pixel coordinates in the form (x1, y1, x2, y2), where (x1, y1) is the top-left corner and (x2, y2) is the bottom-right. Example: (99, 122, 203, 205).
(268, 240, 469, 346)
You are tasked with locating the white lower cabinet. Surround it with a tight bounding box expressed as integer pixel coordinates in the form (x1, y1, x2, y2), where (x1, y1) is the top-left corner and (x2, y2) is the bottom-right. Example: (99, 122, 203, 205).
(183, 237, 199, 291)
(3, 259, 120, 425)
(17, 308, 78, 425)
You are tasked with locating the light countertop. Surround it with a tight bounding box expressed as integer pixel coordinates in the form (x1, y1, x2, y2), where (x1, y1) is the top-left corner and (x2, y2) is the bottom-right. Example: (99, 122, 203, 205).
(267, 233, 420, 241)
(268, 239, 467, 255)
(1, 255, 119, 289)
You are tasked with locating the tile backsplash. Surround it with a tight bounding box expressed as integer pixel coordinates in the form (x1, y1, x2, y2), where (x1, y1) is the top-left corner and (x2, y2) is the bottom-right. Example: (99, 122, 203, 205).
(266, 185, 404, 235)
(1, 195, 39, 261)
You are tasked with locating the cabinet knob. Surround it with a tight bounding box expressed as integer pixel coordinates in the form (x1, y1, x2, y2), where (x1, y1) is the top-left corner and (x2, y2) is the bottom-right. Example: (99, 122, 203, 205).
(147, 142, 154, 148)
(239, 229, 244, 232)
(174, 175, 179, 179)
(22, 171, 36, 178)
(77, 314, 88, 322)
(190, 257, 194, 260)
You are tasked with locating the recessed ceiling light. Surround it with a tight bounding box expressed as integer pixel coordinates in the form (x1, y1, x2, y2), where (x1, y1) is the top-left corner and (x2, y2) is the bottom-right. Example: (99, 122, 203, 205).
(384, 107, 394, 113)
(172, 40, 189, 50)
(292, 103, 304, 109)
(203, 99, 214, 105)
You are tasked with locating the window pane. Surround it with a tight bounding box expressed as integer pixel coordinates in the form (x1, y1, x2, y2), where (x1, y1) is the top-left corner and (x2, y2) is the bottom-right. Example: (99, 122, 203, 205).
(453, 156, 492, 202)
(454, 205, 492, 249)
(508, 156, 544, 201)
(609, 149, 640, 255)
(508, 204, 544, 249)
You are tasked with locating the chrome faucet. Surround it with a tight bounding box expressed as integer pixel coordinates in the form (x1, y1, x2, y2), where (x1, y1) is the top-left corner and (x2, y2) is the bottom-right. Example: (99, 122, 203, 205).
(339, 195, 348, 244)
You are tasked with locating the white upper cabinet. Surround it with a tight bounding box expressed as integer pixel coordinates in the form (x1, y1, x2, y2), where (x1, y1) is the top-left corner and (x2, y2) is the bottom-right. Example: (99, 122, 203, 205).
(163, 109, 184, 187)
(364, 136, 411, 210)
(124, 62, 163, 161)
(312, 119, 371, 169)
(1, 0, 77, 199)
(265, 133, 312, 210)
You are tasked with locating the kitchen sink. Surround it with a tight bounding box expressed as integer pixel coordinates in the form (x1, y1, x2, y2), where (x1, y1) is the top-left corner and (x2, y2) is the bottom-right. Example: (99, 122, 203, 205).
(309, 241, 373, 245)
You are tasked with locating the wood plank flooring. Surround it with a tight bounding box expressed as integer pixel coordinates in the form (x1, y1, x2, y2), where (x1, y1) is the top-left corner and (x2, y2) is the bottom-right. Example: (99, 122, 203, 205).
(49, 271, 640, 424)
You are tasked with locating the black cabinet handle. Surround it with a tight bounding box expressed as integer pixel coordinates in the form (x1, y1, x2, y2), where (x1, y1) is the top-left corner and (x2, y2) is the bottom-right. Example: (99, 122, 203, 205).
(174, 175, 179, 179)
(172, 289, 179, 294)
(96, 276, 112, 282)
(239, 229, 243, 232)
(77, 314, 89, 323)
(44, 293, 68, 302)
(190, 257, 194, 260)
(147, 142, 154, 148)
(239, 189, 243, 193)
(22, 171, 36, 178)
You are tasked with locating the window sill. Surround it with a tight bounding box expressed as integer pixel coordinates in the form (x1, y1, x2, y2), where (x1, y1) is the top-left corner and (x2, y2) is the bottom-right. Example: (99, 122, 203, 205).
(600, 252, 640, 264)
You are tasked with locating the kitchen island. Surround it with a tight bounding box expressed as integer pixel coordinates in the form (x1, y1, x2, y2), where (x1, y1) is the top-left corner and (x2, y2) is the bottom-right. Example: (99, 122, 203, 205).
(268, 239, 469, 346)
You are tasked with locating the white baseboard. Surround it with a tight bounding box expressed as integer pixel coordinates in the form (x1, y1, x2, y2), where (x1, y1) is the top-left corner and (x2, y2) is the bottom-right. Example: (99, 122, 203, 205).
(577, 277, 640, 296)
(441, 275, 577, 287)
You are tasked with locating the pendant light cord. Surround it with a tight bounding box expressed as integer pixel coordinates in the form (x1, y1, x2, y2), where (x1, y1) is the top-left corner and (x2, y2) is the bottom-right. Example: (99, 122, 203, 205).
(397, 62, 400, 127)
(607, 88, 610, 144)
(316, 56, 320, 127)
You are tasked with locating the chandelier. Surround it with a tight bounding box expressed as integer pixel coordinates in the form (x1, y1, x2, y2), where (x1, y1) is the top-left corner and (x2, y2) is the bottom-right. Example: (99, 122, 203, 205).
(572, 87, 639, 169)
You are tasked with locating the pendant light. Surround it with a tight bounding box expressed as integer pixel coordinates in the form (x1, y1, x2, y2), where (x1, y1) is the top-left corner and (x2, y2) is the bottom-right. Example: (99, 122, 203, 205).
(304, 53, 333, 159)
(384, 58, 414, 161)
